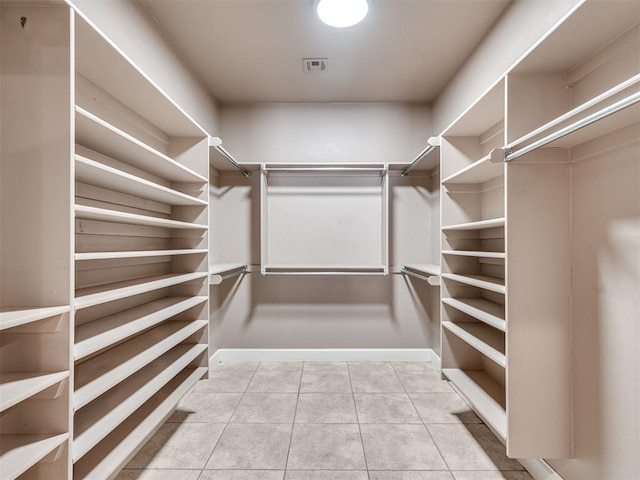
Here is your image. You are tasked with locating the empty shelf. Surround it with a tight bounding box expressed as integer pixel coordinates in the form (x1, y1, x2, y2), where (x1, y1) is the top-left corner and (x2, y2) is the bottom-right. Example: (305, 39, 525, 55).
(75, 272, 208, 310)
(75, 205, 207, 230)
(75, 249, 207, 261)
(442, 250, 506, 259)
(74, 320, 207, 409)
(442, 273, 506, 294)
(442, 151, 504, 184)
(443, 321, 506, 367)
(73, 343, 207, 461)
(75, 155, 207, 206)
(210, 263, 248, 285)
(442, 297, 505, 331)
(442, 218, 505, 232)
(442, 368, 506, 441)
(0, 306, 69, 332)
(75, 296, 207, 361)
(0, 433, 68, 480)
(0, 371, 69, 413)
(75, 107, 207, 183)
(73, 367, 206, 479)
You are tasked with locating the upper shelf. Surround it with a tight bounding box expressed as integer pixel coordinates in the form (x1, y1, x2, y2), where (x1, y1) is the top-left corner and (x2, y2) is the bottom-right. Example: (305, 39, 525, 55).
(443, 79, 505, 137)
(262, 265, 388, 276)
(263, 164, 388, 177)
(511, 0, 640, 75)
(442, 150, 504, 185)
(75, 107, 207, 183)
(75, 14, 205, 138)
(75, 154, 207, 207)
(0, 306, 69, 332)
(75, 205, 207, 230)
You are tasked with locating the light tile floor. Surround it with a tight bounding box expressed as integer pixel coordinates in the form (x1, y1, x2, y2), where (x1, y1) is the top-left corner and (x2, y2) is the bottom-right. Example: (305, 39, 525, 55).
(118, 361, 532, 480)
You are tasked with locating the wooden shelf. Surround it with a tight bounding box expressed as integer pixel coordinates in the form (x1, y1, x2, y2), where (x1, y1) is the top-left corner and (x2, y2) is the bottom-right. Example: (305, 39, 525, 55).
(75, 107, 207, 183)
(442, 250, 505, 259)
(75, 205, 207, 230)
(75, 154, 207, 207)
(0, 433, 68, 480)
(75, 272, 208, 310)
(75, 296, 207, 361)
(0, 306, 69, 332)
(75, 249, 207, 261)
(442, 368, 506, 441)
(73, 367, 206, 479)
(442, 218, 505, 232)
(443, 321, 506, 367)
(74, 320, 206, 409)
(442, 273, 506, 294)
(442, 151, 504, 184)
(0, 371, 69, 413)
(210, 263, 248, 285)
(73, 343, 207, 461)
(442, 297, 505, 331)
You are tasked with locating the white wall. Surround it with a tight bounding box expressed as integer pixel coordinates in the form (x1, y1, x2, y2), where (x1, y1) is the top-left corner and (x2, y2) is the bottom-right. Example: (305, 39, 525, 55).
(68, 0, 220, 135)
(209, 103, 440, 351)
(432, 0, 582, 134)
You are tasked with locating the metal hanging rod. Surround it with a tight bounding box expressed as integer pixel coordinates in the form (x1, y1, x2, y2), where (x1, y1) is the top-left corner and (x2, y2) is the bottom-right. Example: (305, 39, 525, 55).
(209, 137, 251, 177)
(402, 137, 441, 176)
(400, 268, 440, 286)
(504, 90, 640, 162)
(264, 166, 387, 173)
(262, 267, 387, 276)
(219, 266, 248, 282)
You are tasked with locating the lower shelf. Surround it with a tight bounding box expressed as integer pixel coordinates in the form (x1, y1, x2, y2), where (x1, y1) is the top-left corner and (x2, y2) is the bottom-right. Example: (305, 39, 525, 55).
(442, 368, 506, 441)
(442, 322, 506, 367)
(441, 273, 506, 294)
(442, 297, 505, 331)
(0, 433, 68, 480)
(73, 343, 207, 462)
(0, 371, 69, 413)
(73, 367, 207, 479)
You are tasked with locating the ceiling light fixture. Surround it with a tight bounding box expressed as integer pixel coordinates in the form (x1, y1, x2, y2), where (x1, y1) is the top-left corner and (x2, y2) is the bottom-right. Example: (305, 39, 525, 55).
(315, 0, 369, 28)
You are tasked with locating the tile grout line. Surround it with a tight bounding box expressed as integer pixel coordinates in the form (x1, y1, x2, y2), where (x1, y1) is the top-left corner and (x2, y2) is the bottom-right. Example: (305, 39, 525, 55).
(199, 362, 261, 473)
(283, 362, 304, 477)
(392, 362, 455, 475)
(347, 362, 371, 480)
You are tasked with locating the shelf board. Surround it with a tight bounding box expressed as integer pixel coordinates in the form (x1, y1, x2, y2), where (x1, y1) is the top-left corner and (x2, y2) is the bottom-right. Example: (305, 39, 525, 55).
(0, 306, 70, 332)
(441, 273, 506, 294)
(442, 297, 505, 331)
(74, 272, 208, 310)
(75, 296, 207, 361)
(0, 433, 69, 480)
(443, 321, 506, 367)
(210, 263, 248, 285)
(74, 320, 206, 409)
(263, 265, 387, 276)
(73, 367, 206, 479)
(442, 218, 505, 232)
(442, 368, 506, 441)
(75, 249, 207, 261)
(75, 155, 207, 207)
(73, 343, 207, 462)
(442, 151, 504, 184)
(0, 371, 69, 413)
(75, 205, 207, 230)
(442, 250, 506, 259)
(75, 107, 207, 183)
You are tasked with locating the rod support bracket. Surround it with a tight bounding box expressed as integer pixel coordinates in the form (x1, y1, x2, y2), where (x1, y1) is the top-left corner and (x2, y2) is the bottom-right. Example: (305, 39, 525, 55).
(502, 148, 513, 163)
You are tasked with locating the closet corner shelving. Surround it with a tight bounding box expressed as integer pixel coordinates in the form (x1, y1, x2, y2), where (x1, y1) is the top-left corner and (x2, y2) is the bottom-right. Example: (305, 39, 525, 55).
(71, 11, 211, 478)
(439, 0, 640, 459)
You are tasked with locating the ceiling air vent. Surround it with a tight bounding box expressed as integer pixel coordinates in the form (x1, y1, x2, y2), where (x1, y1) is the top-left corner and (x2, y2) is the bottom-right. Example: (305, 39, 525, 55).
(303, 58, 328, 73)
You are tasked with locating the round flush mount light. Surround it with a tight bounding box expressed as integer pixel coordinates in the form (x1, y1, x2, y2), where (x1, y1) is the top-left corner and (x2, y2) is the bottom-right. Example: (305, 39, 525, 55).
(315, 0, 369, 28)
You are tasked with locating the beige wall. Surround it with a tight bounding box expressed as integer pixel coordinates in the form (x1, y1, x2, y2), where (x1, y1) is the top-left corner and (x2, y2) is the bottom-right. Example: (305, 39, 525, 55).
(209, 102, 440, 352)
(68, 0, 220, 135)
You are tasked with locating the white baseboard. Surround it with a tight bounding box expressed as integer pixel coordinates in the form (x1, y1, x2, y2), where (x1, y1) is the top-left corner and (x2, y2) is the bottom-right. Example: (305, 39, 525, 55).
(210, 348, 436, 364)
(519, 458, 565, 480)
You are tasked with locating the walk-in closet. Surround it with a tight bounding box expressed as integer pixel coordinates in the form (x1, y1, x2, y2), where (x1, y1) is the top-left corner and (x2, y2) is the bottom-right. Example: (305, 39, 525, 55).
(1, 0, 638, 479)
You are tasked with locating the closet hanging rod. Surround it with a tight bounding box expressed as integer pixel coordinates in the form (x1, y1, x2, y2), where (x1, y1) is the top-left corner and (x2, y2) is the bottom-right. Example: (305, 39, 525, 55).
(219, 266, 248, 282)
(400, 268, 440, 286)
(402, 137, 441, 176)
(209, 138, 251, 177)
(262, 267, 387, 276)
(263, 271, 387, 276)
(264, 166, 387, 173)
(504, 90, 640, 162)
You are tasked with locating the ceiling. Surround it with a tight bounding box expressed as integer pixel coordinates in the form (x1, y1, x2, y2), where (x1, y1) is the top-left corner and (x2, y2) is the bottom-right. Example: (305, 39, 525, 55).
(141, 0, 510, 104)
